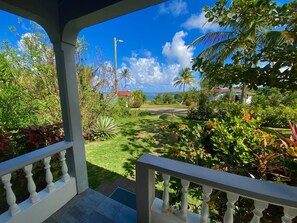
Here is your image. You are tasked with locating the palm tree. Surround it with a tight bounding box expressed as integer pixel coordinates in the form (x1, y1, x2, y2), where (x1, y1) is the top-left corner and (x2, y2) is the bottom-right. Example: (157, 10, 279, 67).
(189, 0, 289, 103)
(120, 68, 131, 89)
(173, 68, 196, 92)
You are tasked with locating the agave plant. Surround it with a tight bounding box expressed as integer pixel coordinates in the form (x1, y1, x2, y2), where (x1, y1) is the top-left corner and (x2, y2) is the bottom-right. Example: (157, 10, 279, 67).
(277, 122, 297, 157)
(90, 116, 117, 141)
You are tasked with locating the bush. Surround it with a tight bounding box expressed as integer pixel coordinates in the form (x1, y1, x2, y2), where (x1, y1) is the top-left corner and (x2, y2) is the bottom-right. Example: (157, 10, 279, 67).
(129, 90, 147, 108)
(256, 105, 297, 128)
(89, 116, 117, 141)
(153, 93, 176, 104)
(0, 123, 64, 162)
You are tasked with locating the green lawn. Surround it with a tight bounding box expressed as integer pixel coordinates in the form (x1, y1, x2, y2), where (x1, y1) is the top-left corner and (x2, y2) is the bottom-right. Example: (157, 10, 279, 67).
(141, 103, 188, 109)
(85, 114, 181, 188)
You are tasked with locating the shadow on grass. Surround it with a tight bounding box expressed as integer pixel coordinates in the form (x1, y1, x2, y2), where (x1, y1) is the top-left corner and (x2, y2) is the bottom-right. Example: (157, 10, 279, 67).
(119, 115, 179, 178)
(86, 161, 121, 189)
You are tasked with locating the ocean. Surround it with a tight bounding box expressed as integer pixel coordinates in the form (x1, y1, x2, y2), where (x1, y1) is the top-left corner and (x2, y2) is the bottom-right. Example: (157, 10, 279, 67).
(144, 92, 180, 101)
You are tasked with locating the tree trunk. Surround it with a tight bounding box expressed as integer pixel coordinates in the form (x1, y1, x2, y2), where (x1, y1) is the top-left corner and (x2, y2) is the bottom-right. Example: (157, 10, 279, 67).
(240, 83, 247, 104)
(228, 83, 233, 103)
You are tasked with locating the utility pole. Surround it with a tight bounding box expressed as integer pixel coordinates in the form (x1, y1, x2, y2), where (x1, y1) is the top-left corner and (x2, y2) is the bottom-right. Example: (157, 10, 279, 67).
(114, 37, 123, 94)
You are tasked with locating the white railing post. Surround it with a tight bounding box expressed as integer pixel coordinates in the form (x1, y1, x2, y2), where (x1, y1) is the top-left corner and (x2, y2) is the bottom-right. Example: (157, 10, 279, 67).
(136, 160, 155, 223)
(43, 156, 56, 193)
(162, 173, 171, 213)
(1, 174, 20, 216)
(281, 206, 297, 223)
(200, 185, 213, 223)
(180, 179, 190, 221)
(223, 192, 239, 223)
(250, 200, 268, 223)
(23, 164, 39, 203)
(59, 150, 70, 182)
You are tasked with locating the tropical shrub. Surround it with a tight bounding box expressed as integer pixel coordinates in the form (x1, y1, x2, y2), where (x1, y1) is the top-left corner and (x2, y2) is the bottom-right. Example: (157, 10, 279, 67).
(0, 123, 64, 162)
(152, 93, 176, 104)
(129, 90, 147, 108)
(89, 116, 117, 141)
(166, 110, 295, 222)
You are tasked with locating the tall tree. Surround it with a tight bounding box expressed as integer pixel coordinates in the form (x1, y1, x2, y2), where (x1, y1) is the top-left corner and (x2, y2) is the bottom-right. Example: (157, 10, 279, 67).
(120, 68, 132, 89)
(173, 68, 196, 92)
(190, 0, 287, 103)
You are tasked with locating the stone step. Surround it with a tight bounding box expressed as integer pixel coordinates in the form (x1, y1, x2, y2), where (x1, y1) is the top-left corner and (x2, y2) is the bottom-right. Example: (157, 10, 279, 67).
(109, 187, 136, 210)
(44, 189, 136, 223)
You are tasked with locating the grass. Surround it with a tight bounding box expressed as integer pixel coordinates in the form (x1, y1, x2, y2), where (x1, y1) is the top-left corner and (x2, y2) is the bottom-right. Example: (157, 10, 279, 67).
(85, 114, 183, 189)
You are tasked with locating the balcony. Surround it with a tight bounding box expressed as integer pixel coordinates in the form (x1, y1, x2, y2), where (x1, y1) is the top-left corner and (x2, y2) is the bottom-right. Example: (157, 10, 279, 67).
(1, 143, 297, 223)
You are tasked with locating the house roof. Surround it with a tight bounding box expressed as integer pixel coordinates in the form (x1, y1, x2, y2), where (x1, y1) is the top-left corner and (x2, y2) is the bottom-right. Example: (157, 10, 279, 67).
(117, 91, 131, 97)
(212, 88, 242, 93)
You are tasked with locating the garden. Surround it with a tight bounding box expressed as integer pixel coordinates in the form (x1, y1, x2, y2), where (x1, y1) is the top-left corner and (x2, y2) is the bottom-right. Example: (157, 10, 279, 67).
(0, 0, 296, 221)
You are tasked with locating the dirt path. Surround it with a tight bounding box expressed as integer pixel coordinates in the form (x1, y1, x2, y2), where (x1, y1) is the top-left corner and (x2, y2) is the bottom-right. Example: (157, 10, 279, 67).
(133, 107, 188, 115)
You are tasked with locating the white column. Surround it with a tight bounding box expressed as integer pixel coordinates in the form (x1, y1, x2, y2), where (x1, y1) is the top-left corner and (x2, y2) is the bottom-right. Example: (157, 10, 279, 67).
(180, 179, 190, 221)
(223, 192, 239, 223)
(162, 173, 170, 213)
(43, 156, 56, 193)
(53, 40, 88, 193)
(250, 200, 268, 223)
(200, 185, 213, 223)
(23, 164, 39, 203)
(281, 206, 297, 223)
(59, 150, 70, 182)
(1, 174, 20, 216)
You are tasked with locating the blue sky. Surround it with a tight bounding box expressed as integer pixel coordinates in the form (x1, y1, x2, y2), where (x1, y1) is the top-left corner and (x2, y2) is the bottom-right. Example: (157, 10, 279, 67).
(0, 0, 291, 92)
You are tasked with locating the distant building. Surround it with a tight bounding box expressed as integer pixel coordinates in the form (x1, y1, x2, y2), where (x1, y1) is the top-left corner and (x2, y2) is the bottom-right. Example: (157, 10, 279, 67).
(117, 90, 132, 97)
(211, 88, 253, 104)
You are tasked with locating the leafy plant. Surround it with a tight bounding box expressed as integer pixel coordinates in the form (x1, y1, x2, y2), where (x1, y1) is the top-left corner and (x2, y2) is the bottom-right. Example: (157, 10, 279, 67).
(90, 116, 117, 140)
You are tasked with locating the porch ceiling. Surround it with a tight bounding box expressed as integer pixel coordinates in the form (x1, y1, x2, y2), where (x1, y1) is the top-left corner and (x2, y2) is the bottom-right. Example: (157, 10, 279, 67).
(0, 0, 165, 42)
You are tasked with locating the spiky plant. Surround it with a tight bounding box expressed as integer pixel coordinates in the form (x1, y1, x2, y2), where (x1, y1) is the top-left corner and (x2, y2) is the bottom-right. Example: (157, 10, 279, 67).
(90, 116, 117, 141)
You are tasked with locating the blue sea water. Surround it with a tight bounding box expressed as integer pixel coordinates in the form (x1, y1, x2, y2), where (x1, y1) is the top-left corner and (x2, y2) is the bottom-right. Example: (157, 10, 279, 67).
(144, 92, 180, 101)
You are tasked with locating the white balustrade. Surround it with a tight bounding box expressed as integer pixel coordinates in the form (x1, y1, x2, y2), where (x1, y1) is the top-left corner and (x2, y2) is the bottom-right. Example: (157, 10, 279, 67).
(200, 185, 213, 223)
(23, 164, 39, 203)
(250, 200, 268, 223)
(137, 154, 297, 223)
(43, 156, 56, 193)
(1, 174, 20, 216)
(281, 206, 297, 223)
(162, 173, 171, 213)
(223, 192, 239, 223)
(180, 179, 190, 221)
(59, 150, 70, 182)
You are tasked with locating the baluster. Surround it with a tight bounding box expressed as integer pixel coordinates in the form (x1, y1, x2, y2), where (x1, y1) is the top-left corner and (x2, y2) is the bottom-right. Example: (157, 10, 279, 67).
(162, 173, 171, 213)
(179, 179, 190, 221)
(59, 150, 70, 182)
(250, 200, 268, 223)
(1, 174, 20, 216)
(223, 192, 239, 223)
(281, 206, 297, 223)
(43, 156, 56, 192)
(200, 185, 213, 223)
(23, 164, 39, 203)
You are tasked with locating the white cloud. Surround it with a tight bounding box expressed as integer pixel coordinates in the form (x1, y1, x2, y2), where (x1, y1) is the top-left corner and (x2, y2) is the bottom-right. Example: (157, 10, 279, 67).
(182, 11, 220, 32)
(158, 0, 188, 17)
(121, 52, 181, 92)
(162, 31, 194, 68)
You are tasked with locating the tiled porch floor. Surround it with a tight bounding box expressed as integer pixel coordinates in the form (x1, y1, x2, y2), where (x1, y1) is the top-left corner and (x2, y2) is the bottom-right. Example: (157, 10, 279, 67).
(43, 189, 136, 223)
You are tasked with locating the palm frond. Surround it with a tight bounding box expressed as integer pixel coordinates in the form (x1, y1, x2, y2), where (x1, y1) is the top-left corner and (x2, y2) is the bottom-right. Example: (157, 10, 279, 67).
(189, 31, 235, 48)
(258, 30, 294, 46)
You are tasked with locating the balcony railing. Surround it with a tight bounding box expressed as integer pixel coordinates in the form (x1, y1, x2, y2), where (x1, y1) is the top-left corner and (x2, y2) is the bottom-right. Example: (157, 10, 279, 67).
(136, 154, 297, 223)
(0, 141, 77, 223)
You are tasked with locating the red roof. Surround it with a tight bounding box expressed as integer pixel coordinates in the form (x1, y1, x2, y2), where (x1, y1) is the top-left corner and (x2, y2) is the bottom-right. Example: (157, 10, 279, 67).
(212, 88, 242, 93)
(117, 91, 131, 97)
